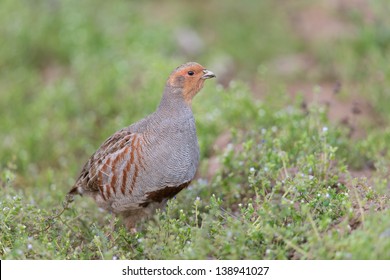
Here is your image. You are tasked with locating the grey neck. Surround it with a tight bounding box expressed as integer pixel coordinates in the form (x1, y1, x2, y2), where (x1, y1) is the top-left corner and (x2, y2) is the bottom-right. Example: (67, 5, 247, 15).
(156, 85, 192, 118)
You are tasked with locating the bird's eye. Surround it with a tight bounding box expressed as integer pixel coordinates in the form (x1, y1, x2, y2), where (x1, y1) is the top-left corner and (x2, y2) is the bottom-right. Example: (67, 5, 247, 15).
(187, 71, 194, 76)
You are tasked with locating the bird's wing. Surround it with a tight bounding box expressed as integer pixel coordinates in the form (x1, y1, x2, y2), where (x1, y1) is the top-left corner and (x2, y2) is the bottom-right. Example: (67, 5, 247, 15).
(71, 128, 137, 194)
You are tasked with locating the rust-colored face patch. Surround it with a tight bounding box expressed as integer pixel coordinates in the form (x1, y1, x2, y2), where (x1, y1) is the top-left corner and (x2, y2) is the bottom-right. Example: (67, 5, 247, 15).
(167, 63, 209, 105)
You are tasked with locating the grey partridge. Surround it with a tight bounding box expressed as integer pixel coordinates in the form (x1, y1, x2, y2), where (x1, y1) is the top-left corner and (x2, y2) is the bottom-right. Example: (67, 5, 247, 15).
(69, 62, 216, 231)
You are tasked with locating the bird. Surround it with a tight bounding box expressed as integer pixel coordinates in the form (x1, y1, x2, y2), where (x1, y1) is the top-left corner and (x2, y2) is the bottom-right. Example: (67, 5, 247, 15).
(68, 62, 216, 231)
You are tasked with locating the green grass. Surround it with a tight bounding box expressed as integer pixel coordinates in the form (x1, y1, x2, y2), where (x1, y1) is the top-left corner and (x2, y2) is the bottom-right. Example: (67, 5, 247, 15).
(1, 0, 389, 259)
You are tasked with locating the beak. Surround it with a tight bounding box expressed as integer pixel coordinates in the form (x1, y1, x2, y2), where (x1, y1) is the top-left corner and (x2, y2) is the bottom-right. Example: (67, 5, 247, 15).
(202, 69, 216, 79)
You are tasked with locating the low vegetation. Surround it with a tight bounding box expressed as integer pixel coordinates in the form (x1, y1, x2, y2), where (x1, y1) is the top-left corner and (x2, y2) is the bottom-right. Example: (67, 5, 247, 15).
(1, 0, 389, 259)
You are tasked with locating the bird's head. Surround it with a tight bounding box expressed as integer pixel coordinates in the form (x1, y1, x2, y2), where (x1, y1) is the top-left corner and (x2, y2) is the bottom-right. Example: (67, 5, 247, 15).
(166, 62, 216, 105)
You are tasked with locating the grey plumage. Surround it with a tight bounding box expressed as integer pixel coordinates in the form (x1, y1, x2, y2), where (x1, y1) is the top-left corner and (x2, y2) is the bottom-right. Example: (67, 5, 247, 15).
(69, 62, 215, 231)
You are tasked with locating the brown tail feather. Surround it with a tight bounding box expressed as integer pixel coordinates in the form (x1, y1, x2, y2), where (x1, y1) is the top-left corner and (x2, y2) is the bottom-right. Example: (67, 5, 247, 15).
(68, 185, 81, 196)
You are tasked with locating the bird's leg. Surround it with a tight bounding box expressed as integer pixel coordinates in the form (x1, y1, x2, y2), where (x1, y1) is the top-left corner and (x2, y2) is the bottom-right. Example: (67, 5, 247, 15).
(124, 216, 138, 233)
(129, 227, 138, 234)
(109, 215, 116, 232)
(105, 214, 117, 241)
(122, 211, 142, 233)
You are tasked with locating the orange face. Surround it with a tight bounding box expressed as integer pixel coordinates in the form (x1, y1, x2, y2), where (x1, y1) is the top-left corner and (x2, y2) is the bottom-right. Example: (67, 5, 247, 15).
(167, 62, 216, 105)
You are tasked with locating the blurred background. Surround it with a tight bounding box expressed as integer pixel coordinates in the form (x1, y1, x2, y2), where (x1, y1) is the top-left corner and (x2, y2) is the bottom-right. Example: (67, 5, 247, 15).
(1, 0, 390, 259)
(2, 0, 390, 182)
